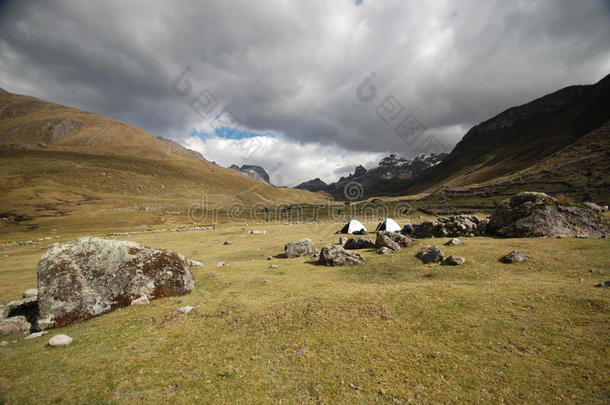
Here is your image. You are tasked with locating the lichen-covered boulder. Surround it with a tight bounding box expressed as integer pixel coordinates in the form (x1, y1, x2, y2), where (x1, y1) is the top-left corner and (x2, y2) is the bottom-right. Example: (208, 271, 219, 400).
(376, 231, 412, 249)
(36, 237, 194, 330)
(487, 192, 610, 238)
(500, 251, 529, 263)
(318, 246, 364, 266)
(344, 237, 375, 250)
(284, 238, 316, 258)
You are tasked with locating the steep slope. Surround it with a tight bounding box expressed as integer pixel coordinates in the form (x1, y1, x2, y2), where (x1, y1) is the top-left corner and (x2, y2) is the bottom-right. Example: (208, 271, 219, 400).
(229, 164, 271, 184)
(400, 73, 610, 199)
(0, 91, 326, 232)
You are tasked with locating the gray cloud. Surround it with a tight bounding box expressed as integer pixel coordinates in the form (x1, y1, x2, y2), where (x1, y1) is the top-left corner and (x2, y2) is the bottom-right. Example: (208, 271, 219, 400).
(1, 0, 609, 161)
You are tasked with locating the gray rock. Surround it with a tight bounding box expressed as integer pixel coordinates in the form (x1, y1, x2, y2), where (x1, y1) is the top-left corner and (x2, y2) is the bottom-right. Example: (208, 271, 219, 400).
(187, 259, 204, 267)
(48, 334, 73, 346)
(375, 233, 401, 251)
(402, 215, 488, 238)
(376, 247, 393, 255)
(583, 202, 603, 213)
(0, 316, 31, 335)
(0, 296, 37, 319)
(500, 251, 529, 263)
(445, 238, 462, 246)
(36, 237, 194, 330)
(270, 264, 279, 269)
(318, 246, 364, 266)
(442, 256, 466, 266)
(344, 237, 375, 249)
(22, 288, 38, 299)
(24, 331, 48, 340)
(595, 280, 610, 288)
(177, 305, 198, 314)
(284, 238, 316, 258)
(130, 295, 149, 306)
(339, 236, 348, 245)
(415, 246, 445, 264)
(487, 192, 610, 238)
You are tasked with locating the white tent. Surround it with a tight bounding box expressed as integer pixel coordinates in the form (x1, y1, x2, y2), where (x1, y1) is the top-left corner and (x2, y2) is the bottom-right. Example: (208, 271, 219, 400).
(340, 219, 367, 234)
(375, 218, 401, 233)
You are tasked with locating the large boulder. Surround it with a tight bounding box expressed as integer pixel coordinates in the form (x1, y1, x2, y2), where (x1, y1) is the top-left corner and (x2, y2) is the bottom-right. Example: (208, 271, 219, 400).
(318, 246, 364, 266)
(415, 246, 445, 264)
(284, 238, 316, 258)
(487, 192, 610, 238)
(376, 231, 412, 248)
(375, 233, 401, 251)
(36, 237, 195, 330)
(402, 215, 488, 238)
(344, 237, 375, 249)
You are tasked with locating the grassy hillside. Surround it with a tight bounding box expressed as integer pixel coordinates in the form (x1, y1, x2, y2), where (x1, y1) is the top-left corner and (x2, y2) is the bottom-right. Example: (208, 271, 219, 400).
(0, 91, 328, 236)
(0, 222, 609, 404)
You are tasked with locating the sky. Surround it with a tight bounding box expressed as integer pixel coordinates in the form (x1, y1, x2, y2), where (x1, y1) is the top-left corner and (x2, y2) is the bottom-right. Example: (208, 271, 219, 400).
(1, 0, 609, 186)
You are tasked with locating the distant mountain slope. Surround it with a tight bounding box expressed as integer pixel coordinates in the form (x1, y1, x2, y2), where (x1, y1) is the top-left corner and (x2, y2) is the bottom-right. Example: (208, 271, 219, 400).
(230, 164, 271, 184)
(0, 91, 325, 231)
(400, 74, 610, 198)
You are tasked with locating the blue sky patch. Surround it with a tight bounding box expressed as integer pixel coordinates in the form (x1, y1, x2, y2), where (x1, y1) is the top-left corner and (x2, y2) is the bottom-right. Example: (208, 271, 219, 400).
(189, 127, 276, 141)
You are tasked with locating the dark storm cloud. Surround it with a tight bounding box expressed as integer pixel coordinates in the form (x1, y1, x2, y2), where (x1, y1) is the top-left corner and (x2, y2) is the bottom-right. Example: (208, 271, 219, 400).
(1, 0, 609, 155)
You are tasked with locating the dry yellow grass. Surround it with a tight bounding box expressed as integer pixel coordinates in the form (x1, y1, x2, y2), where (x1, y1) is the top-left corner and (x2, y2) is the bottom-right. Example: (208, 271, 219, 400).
(1, 220, 609, 404)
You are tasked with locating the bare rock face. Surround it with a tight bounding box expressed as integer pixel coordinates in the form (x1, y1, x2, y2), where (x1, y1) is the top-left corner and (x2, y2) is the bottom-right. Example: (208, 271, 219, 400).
(415, 246, 445, 264)
(344, 237, 375, 250)
(284, 238, 317, 258)
(488, 192, 610, 238)
(402, 215, 488, 238)
(318, 246, 364, 266)
(36, 237, 195, 330)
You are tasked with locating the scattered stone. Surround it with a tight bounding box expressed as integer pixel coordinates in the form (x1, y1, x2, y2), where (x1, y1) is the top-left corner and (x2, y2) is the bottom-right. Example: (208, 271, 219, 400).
(589, 269, 603, 274)
(22, 288, 38, 299)
(0, 296, 37, 319)
(339, 236, 349, 245)
(130, 295, 149, 306)
(24, 331, 48, 340)
(500, 251, 529, 263)
(36, 237, 195, 330)
(187, 259, 204, 267)
(583, 202, 603, 213)
(402, 215, 488, 238)
(595, 281, 610, 288)
(177, 305, 197, 314)
(445, 238, 462, 246)
(267, 256, 273, 260)
(376, 247, 393, 255)
(216, 262, 230, 267)
(0, 340, 8, 346)
(270, 264, 279, 269)
(223, 241, 233, 245)
(344, 237, 375, 250)
(442, 256, 466, 266)
(0, 316, 31, 335)
(375, 233, 401, 251)
(249, 230, 267, 234)
(487, 192, 610, 238)
(284, 238, 316, 258)
(415, 246, 445, 264)
(48, 334, 73, 346)
(318, 245, 364, 266)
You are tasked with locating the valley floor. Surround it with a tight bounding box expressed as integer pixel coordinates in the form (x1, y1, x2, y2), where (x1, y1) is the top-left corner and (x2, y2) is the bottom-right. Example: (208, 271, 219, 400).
(0, 221, 609, 404)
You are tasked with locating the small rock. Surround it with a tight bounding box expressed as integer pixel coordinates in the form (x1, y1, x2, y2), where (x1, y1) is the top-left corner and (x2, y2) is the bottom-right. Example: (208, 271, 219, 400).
(177, 305, 197, 314)
(216, 262, 230, 267)
(415, 246, 445, 264)
(500, 251, 529, 263)
(25, 331, 48, 340)
(130, 295, 149, 306)
(0, 340, 8, 346)
(249, 230, 267, 234)
(22, 288, 38, 298)
(48, 334, 73, 346)
(270, 264, 279, 269)
(0, 316, 31, 335)
(442, 256, 466, 266)
(188, 259, 204, 267)
(444, 238, 462, 246)
(595, 280, 610, 288)
(344, 237, 375, 250)
(376, 247, 393, 255)
(267, 256, 273, 260)
(223, 241, 233, 245)
(589, 269, 603, 274)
